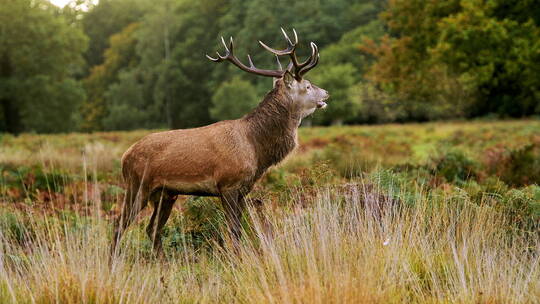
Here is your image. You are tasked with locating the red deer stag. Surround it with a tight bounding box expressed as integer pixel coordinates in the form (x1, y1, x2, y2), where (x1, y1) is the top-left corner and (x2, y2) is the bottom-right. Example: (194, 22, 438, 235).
(111, 29, 329, 255)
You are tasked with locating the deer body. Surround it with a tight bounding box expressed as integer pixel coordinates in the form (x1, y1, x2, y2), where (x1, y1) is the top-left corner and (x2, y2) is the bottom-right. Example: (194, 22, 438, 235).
(121, 86, 300, 196)
(121, 120, 258, 197)
(112, 29, 328, 255)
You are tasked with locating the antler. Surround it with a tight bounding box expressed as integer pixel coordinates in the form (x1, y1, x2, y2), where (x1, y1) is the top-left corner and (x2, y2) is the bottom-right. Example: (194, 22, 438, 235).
(297, 42, 319, 77)
(206, 37, 285, 78)
(206, 28, 319, 80)
(258, 28, 319, 80)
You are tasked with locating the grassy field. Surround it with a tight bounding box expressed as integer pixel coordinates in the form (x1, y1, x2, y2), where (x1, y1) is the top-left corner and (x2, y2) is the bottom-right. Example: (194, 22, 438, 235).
(0, 120, 539, 303)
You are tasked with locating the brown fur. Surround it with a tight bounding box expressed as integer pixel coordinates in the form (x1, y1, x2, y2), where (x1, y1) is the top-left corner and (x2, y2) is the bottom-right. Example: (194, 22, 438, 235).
(111, 80, 302, 255)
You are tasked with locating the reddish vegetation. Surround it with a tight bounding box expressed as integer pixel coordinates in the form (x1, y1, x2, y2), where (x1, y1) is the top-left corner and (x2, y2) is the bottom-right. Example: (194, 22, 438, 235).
(482, 141, 540, 186)
(299, 137, 330, 152)
(1, 121, 538, 222)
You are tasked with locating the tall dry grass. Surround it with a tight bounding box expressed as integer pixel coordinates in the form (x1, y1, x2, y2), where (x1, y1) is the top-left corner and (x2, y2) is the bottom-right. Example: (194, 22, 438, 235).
(0, 182, 538, 303)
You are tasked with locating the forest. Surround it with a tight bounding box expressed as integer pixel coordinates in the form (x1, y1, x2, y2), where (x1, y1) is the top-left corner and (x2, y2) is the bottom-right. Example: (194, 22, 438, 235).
(1, 0, 539, 134)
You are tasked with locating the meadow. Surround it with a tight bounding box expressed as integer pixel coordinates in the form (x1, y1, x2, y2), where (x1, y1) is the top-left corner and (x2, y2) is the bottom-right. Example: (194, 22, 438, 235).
(0, 120, 539, 303)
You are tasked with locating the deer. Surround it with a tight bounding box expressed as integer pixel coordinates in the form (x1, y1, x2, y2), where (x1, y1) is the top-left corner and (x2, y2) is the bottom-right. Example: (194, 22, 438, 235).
(111, 28, 329, 256)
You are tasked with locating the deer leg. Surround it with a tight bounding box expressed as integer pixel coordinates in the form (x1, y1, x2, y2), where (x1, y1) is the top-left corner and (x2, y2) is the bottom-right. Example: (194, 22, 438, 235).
(111, 182, 149, 256)
(251, 198, 274, 239)
(220, 190, 246, 246)
(146, 192, 176, 255)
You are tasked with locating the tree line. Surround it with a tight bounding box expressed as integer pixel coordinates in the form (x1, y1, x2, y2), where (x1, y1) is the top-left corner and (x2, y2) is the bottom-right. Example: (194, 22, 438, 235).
(1, 0, 538, 134)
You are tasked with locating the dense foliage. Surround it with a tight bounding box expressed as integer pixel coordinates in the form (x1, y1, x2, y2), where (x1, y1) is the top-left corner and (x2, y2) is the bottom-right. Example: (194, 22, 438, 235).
(362, 0, 540, 121)
(0, 0, 87, 134)
(1, 0, 539, 133)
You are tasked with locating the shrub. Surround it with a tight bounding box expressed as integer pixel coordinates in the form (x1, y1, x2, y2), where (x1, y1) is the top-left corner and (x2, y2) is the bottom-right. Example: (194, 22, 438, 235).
(313, 140, 378, 178)
(502, 185, 540, 228)
(0, 164, 71, 200)
(483, 143, 540, 186)
(430, 149, 478, 183)
(0, 211, 34, 245)
(167, 196, 224, 250)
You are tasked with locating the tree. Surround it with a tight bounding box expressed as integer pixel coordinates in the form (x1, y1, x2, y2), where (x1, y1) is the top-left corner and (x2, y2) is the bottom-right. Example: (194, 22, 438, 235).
(103, 69, 161, 130)
(363, 0, 540, 120)
(310, 64, 361, 125)
(432, 0, 540, 116)
(136, 0, 231, 129)
(308, 18, 385, 124)
(81, 0, 147, 69)
(360, 0, 464, 121)
(319, 20, 385, 79)
(0, 0, 87, 134)
(210, 76, 259, 120)
(135, 0, 185, 129)
(81, 23, 140, 131)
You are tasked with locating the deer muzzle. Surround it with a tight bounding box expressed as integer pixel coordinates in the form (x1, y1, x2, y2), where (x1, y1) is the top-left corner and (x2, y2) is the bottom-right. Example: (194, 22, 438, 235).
(316, 92, 329, 109)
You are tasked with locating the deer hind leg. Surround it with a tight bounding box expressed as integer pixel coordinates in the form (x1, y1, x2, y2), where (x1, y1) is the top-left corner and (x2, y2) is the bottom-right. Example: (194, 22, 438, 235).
(220, 190, 247, 246)
(146, 190, 176, 256)
(111, 180, 150, 256)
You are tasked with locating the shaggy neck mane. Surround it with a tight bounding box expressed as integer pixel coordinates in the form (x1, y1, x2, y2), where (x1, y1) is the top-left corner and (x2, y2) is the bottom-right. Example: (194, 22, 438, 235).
(244, 82, 300, 176)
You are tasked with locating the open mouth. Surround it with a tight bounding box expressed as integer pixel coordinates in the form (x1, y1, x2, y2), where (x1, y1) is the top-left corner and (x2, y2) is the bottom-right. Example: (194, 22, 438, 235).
(316, 95, 329, 109)
(316, 101, 327, 109)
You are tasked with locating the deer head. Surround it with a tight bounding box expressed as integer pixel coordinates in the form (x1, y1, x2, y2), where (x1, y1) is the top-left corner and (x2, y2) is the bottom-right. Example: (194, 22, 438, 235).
(206, 28, 329, 119)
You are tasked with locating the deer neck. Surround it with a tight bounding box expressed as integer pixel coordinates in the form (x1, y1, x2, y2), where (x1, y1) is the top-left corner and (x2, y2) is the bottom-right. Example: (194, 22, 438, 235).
(244, 87, 300, 176)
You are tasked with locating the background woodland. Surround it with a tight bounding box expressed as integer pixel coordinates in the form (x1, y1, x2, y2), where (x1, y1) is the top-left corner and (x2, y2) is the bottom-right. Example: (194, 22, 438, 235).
(1, 0, 539, 134)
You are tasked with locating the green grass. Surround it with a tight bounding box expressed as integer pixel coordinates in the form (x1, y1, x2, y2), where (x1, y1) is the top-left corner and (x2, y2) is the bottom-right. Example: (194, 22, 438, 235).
(0, 119, 539, 303)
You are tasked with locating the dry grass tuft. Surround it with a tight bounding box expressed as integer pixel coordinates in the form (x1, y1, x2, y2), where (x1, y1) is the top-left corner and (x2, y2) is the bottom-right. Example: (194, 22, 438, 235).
(0, 183, 538, 303)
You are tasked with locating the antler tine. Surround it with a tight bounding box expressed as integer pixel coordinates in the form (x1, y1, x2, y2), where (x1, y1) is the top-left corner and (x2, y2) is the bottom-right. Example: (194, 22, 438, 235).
(298, 42, 320, 76)
(206, 36, 232, 61)
(228, 37, 234, 52)
(207, 35, 285, 78)
(258, 28, 296, 56)
(220, 36, 229, 53)
(275, 55, 283, 71)
(258, 28, 319, 79)
(258, 40, 295, 56)
(247, 54, 255, 67)
(286, 61, 294, 71)
(206, 54, 219, 61)
(280, 27, 297, 46)
(206, 50, 227, 61)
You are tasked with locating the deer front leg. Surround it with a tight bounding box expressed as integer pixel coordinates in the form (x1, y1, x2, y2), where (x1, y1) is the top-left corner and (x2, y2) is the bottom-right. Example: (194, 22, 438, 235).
(146, 192, 176, 257)
(251, 198, 274, 240)
(220, 190, 246, 246)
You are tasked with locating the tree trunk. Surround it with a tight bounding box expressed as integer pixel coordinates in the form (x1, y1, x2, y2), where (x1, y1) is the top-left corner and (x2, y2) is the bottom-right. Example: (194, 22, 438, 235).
(0, 53, 22, 135)
(1, 98, 22, 135)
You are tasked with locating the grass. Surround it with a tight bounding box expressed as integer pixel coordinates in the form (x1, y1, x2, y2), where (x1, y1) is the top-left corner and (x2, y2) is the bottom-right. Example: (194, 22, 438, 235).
(0, 184, 538, 303)
(0, 119, 539, 303)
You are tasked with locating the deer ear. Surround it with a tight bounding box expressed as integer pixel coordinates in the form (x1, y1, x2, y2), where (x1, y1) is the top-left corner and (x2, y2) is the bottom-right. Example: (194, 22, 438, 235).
(283, 71, 294, 88)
